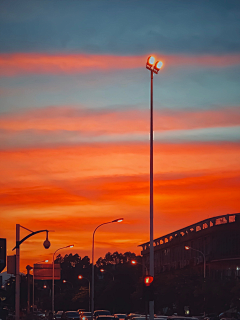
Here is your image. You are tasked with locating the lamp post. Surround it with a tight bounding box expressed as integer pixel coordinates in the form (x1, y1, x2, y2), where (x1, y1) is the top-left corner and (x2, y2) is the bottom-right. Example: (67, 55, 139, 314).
(12, 224, 51, 320)
(78, 275, 91, 312)
(52, 245, 74, 314)
(32, 259, 48, 313)
(63, 280, 73, 289)
(100, 268, 114, 281)
(185, 246, 206, 279)
(146, 56, 163, 320)
(131, 260, 148, 275)
(91, 218, 123, 319)
(185, 246, 206, 315)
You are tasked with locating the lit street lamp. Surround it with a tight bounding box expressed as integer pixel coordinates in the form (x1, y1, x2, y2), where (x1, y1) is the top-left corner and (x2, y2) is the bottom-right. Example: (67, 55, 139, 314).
(185, 245, 206, 316)
(185, 246, 206, 279)
(32, 259, 48, 313)
(131, 260, 148, 275)
(100, 268, 114, 281)
(91, 218, 123, 319)
(78, 275, 91, 312)
(63, 280, 73, 289)
(52, 245, 74, 313)
(146, 55, 163, 320)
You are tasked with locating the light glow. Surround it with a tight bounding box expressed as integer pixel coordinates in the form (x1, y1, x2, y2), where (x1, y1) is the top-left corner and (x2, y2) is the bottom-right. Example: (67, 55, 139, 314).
(100, 269, 104, 272)
(78, 275, 83, 279)
(185, 246, 190, 250)
(131, 260, 137, 265)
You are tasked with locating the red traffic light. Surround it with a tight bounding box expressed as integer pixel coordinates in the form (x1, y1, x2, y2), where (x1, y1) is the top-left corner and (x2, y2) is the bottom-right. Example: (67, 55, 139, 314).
(144, 276, 153, 286)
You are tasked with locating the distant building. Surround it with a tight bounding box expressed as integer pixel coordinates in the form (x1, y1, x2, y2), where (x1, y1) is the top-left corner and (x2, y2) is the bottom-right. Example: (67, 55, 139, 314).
(140, 213, 240, 279)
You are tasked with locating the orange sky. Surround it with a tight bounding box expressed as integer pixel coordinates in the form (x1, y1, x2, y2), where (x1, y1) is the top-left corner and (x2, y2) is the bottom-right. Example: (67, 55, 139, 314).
(1, 1, 240, 277)
(1, 139, 240, 272)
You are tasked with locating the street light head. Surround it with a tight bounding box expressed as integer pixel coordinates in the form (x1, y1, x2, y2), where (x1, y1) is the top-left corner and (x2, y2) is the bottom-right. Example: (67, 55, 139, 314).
(155, 61, 163, 70)
(147, 56, 155, 66)
(131, 260, 137, 265)
(69, 245, 74, 248)
(63, 280, 66, 283)
(45, 260, 49, 263)
(43, 231, 51, 249)
(185, 246, 190, 250)
(78, 275, 83, 279)
(112, 218, 123, 223)
(100, 269, 104, 272)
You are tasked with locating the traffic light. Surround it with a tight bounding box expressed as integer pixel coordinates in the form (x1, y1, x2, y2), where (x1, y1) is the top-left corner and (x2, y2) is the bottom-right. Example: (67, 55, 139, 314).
(143, 276, 154, 301)
(144, 276, 153, 286)
(0, 238, 6, 273)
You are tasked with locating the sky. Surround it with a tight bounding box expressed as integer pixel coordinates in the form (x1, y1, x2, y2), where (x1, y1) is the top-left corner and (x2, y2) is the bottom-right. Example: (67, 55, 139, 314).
(0, 0, 240, 273)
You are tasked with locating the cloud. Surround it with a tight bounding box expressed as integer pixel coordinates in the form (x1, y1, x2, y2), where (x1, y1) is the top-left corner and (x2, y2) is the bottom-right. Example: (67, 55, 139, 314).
(1, 53, 240, 76)
(0, 106, 240, 149)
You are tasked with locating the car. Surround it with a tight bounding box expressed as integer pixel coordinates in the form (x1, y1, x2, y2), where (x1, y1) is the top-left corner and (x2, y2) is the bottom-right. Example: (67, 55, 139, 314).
(65, 311, 80, 320)
(114, 315, 127, 320)
(55, 312, 64, 320)
(94, 311, 111, 319)
(95, 316, 116, 320)
(33, 311, 46, 319)
(81, 312, 92, 320)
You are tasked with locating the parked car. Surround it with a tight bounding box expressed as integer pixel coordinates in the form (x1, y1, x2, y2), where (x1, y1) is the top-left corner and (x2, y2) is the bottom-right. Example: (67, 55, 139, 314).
(94, 311, 111, 319)
(33, 311, 46, 319)
(114, 315, 127, 320)
(65, 311, 80, 320)
(55, 312, 64, 320)
(81, 312, 92, 320)
(95, 316, 116, 320)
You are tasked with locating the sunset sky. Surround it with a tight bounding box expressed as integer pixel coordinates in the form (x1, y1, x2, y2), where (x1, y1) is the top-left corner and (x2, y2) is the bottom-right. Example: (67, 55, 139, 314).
(0, 1, 240, 273)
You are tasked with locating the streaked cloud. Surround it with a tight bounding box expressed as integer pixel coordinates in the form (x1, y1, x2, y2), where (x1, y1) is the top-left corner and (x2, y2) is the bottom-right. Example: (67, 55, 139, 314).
(1, 53, 240, 76)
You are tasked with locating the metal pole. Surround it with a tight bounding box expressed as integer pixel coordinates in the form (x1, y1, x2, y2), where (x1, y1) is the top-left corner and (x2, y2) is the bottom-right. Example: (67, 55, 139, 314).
(149, 69, 154, 320)
(33, 268, 34, 313)
(91, 231, 95, 320)
(91, 221, 119, 319)
(15, 224, 20, 320)
(52, 252, 55, 314)
(88, 280, 91, 312)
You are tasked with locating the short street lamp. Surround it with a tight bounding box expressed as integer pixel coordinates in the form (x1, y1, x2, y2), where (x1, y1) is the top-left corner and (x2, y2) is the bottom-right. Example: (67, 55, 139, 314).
(63, 280, 73, 289)
(52, 245, 74, 313)
(91, 218, 123, 319)
(146, 55, 163, 320)
(185, 245, 206, 316)
(100, 268, 114, 281)
(131, 260, 148, 275)
(78, 275, 91, 312)
(32, 259, 48, 313)
(185, 246, 206, 279)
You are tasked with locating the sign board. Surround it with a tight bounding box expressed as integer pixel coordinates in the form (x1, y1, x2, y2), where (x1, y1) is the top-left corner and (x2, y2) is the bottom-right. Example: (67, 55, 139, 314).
(0, 238, 6, 273)
(7, 255, 16, 275)
(34, 263, 61, 280)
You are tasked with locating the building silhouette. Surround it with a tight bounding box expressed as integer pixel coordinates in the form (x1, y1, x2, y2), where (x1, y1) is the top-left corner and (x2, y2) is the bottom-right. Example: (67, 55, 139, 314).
(140, 213, 240, 279)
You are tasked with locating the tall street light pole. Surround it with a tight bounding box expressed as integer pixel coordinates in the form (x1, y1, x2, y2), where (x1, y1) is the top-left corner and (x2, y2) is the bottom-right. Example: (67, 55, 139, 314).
(146, 56, 163, 320)
(91, 218, 123, 319)
(52, 245, 74, 314)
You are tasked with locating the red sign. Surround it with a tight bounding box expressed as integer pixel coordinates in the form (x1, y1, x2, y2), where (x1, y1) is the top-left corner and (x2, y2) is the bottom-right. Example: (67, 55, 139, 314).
(34, 263, 61, 280)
